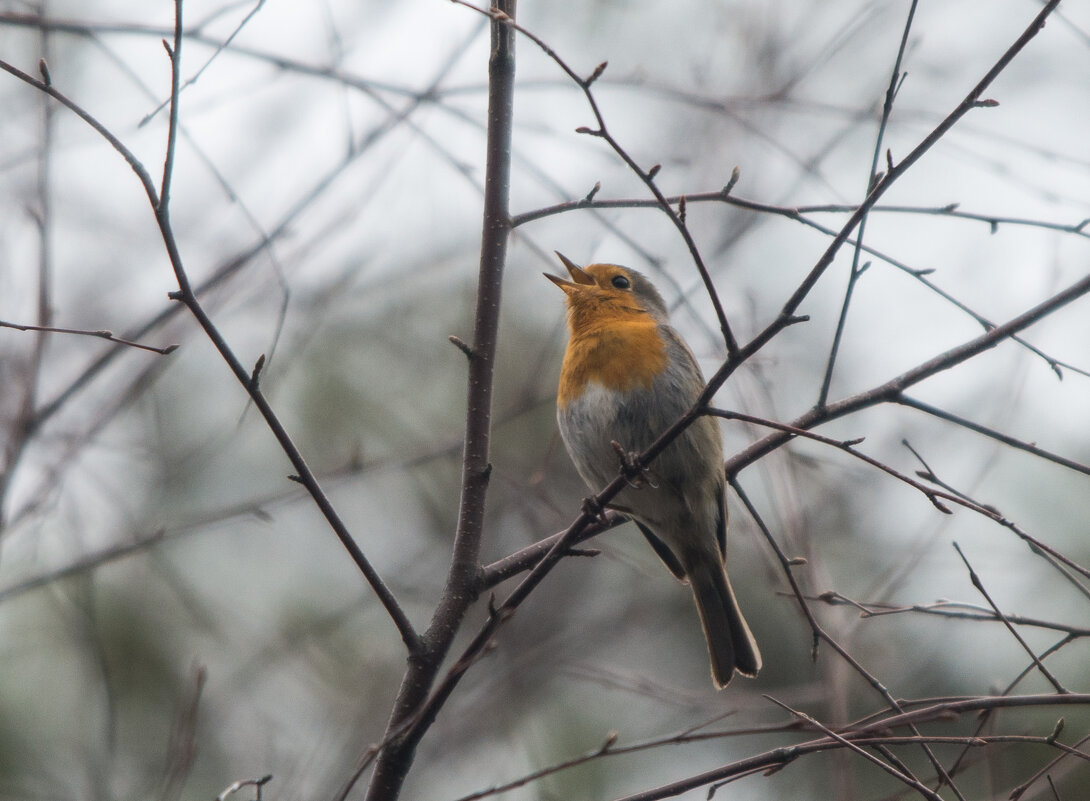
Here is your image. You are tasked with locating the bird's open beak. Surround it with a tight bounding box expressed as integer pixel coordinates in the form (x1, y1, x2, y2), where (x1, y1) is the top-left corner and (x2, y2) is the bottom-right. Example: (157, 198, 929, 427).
(544, 251, 595, 292)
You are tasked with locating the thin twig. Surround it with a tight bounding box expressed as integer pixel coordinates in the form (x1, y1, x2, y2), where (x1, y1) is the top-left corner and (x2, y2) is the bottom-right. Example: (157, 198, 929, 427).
(819, 0, 919, 407)
(731, 479, 961, 796)
(0, 319, 178, 355)
(952, 542, 1068, 693)
(765, 695, 944, 801)
(896, 395, 1090, 477)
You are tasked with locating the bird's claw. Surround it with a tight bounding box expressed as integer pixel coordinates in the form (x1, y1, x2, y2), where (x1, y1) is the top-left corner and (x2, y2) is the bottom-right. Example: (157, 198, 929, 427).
(581, 495, 609, 524)
(611, 440, 657, 489)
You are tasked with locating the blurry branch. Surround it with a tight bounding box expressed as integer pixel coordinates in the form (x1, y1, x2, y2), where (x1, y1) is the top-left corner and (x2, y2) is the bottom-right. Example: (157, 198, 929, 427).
(710, 408, 970, 515)
(159, 664, 206, 801)
(732, 476, 966, 796)
(0, 26, 53, 526)
(767, 695, 944, 801)
(0, 319, 178, 354)
(710, 402, 1090, 603)
(0, 529, 168, 604)
(458, 726, 1089, 801)
(140, 0, 266, 125)
(896, 394, 1090, 476)
(451, 718, 811, 801)
(813, 593, 1090, 637)
(606, 694, 1090, 801)
(216, 775, 274, 801)
(819, 0, 918, 407)
(0, 11, 447, 101)
(900, 439, 1090, 598)
(11, 9, 481, 444)
(0, 9, 419, 650)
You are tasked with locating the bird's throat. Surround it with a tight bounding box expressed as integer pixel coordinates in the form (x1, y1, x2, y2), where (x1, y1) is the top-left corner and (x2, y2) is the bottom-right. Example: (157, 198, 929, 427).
(558, 315, 668, 408)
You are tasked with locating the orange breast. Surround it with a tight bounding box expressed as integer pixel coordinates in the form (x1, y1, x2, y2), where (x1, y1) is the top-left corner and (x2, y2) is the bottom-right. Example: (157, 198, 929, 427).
(558, 318, 668, 408)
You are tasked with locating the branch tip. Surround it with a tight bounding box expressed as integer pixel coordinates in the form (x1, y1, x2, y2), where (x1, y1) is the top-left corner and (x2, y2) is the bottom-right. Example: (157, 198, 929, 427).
(565, 547, 601, 558)
(584, 181, 601, 202)
(448, 334, 475, 359)
(930, 495, 954, 514)
(250, 354, 266, 387)
(722, 166, 741, 196)
(586, 61, 608, 85)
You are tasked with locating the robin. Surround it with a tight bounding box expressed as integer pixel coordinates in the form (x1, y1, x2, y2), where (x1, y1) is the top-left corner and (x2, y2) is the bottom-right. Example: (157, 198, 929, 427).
(546, 253, 761, 688)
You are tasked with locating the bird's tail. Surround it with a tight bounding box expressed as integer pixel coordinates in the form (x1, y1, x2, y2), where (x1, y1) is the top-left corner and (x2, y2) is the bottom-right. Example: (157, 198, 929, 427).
(685, 554, 762, 688)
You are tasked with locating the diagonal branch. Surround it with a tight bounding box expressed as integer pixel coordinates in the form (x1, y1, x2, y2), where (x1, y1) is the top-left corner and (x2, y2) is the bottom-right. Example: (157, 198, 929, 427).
(952, 542, 1068, 693)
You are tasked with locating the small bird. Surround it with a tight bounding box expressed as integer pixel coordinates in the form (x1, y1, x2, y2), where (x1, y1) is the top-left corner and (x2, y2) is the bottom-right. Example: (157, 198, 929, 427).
(547, 253, 761, 688)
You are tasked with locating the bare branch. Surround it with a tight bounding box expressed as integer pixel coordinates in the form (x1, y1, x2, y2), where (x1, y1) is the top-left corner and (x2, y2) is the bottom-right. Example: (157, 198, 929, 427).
(0, 319, 178, 355)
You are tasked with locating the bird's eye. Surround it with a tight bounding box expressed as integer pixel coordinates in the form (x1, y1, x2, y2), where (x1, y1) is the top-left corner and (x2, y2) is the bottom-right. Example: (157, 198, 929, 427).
(611, 275, 631, 290)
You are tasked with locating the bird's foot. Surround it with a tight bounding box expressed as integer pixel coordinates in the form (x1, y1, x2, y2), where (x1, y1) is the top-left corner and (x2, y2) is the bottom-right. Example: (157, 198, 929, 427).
(581, 495, 610, 524)
(611, 440, 657, 489)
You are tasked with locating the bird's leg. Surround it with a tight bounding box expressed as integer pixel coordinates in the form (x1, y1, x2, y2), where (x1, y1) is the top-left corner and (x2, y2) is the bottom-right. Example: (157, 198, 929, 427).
(611, 440, 657, 489)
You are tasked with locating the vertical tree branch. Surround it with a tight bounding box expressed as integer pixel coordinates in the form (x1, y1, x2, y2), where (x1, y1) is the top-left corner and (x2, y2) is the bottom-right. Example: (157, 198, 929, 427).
(818, 0, 918, 406)
(360, 3, 517, 800)
(0, 2, 54, 527)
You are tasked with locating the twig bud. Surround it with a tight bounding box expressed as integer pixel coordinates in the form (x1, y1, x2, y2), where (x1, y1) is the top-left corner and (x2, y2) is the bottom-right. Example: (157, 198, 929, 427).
(448, 334, 475, 359)
(722, 166, 741, 196)
(587, 61, 608, 85)
(250, 354, 266, 387)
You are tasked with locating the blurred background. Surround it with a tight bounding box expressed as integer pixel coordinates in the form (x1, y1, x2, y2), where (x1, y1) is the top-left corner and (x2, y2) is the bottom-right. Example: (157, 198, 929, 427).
(1, 1, 1090, 799)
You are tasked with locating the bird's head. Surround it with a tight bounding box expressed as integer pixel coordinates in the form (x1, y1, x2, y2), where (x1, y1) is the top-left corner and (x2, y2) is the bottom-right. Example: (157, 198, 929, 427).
(545, 253, 669, 326)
